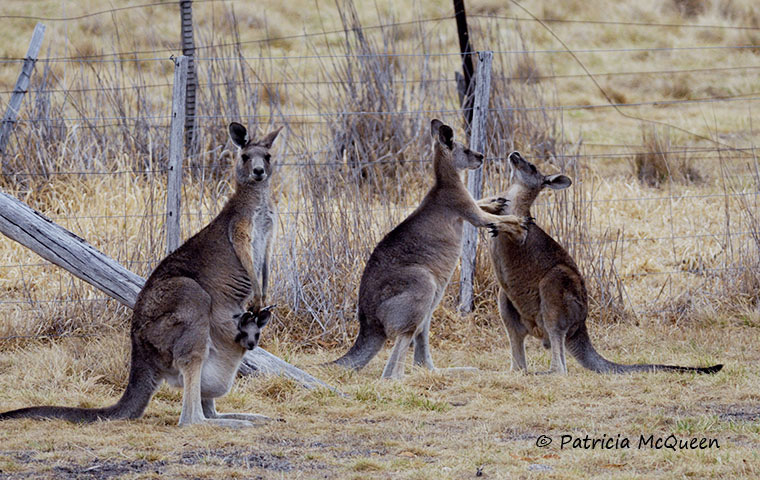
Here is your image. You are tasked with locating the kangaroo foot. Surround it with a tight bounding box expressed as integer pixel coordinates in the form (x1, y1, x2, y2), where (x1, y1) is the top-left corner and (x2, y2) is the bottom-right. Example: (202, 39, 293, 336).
(435, 366, 480, 374)
(179, 417, 259, 428)
(215, 413, 280, 423)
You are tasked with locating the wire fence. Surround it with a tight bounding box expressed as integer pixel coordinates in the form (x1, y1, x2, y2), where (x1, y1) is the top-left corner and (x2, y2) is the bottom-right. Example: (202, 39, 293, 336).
(0, 1, 759, 344)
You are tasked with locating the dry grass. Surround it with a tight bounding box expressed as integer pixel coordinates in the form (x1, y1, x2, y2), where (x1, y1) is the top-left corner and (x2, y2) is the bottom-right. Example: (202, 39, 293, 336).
(0, 0, 759, 477)
(634, 125, 702, 187)
(0, 317, 757, 478)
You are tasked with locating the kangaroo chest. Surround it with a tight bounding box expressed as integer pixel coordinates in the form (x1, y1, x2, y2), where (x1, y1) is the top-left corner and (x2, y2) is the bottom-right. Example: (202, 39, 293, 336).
(489, 239, 545, 330)
(249, 204, 274, 277)
(424, 217, 465, 286)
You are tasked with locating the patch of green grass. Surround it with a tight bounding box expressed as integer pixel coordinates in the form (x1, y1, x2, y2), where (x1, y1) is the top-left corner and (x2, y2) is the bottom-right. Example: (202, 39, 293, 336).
(351, 458, 384, 472)
(396, 391, 450, 412)
(353, 384, 387, 405)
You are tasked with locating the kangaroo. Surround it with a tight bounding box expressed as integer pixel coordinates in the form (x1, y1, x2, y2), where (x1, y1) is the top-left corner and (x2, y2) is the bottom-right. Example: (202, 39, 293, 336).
(332, 119, 528, 379)
(235, 305, 275, 351)
(478, 151, 722, 375)
(0, 122, 282, 426)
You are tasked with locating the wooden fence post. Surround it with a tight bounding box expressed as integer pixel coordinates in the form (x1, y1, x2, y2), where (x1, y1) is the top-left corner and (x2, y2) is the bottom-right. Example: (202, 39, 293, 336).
(179, 0, 197, 153)
(0, 23, 46, 166)
(166, 55, 189, 255)
(458, 51, 493, 313)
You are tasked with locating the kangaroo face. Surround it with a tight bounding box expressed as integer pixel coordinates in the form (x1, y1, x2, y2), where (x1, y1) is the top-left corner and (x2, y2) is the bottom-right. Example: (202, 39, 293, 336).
(430, 118, 484, 172)
(452, 141, 485, 171)
(509, 151, 572, 192)
(234, 308, 272, 351)
(228, 123, 283, 185)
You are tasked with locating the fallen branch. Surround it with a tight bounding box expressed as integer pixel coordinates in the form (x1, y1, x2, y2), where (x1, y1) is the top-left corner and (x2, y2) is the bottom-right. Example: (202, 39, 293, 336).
(0, 191, 341, 394)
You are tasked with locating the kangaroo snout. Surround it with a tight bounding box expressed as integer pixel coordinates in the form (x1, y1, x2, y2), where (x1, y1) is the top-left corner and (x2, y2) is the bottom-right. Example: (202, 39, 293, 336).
(252, 167, 266, 180)
(466, 149, 485, 169)
(234, 330, 259, 350)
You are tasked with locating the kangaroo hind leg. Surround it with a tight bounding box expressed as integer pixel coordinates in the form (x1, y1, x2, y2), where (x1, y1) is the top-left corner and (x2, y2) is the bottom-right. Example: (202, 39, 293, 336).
(172, 307, 255, 428)
(379, 274, 437, 379)
(499, 289, 529, 372)
(413, 313, 435, 370)
(537, 268, 582, 375)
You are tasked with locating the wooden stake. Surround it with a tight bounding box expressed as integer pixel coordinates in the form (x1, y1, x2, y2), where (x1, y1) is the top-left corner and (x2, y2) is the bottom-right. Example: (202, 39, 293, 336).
(0, 23, 46, 164)
(459, 51, 493, 313)
(166, 55, 188, 255)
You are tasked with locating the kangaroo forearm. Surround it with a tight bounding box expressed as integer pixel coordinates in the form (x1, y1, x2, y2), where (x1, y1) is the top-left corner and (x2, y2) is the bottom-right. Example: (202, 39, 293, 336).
(230, 218, 263, 311)
(463, 204, 516, 228)
(236, 246, 263, 311)
(261, 257, 269, 300)
(246, 283, 264, 312)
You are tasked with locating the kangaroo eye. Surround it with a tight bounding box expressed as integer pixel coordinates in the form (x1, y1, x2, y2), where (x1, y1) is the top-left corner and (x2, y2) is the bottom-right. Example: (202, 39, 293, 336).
(264, 154, 271, 162)
(241, 154, 250, 162)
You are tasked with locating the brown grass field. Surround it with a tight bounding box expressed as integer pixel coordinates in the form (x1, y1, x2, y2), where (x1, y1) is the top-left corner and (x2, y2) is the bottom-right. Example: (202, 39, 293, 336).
(0, 0, 759, 478)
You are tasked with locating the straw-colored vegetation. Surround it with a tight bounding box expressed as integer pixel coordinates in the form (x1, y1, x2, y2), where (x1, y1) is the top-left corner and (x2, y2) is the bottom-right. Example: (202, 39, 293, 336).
(0, 0, 758, 478)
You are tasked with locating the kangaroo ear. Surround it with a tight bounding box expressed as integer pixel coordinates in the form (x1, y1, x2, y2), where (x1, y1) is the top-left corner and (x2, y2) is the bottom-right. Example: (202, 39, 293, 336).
(257, 126, 283, 149)
(430, 119, 453, 148)
(544, 174, 572, 190)
(430, 119, 453, 149)
(438, 125, 454, 149)
(229, 122, 249, 148)
(256, 310, 271, 329)
(430, 119, 444, 138)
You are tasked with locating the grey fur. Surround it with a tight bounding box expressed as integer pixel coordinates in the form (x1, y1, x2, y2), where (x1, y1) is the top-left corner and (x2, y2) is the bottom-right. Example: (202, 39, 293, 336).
(0, 123, 283, 426)
(478, 151, 722, 375)
(333, 119, 528, 379)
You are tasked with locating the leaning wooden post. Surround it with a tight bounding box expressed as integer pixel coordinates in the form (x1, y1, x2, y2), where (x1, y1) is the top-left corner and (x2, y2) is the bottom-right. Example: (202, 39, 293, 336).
(0, 191, 341, 393)
(458, 51, 493, 313)
(166, 55, 188, 255)
(0, 23, 46, 166)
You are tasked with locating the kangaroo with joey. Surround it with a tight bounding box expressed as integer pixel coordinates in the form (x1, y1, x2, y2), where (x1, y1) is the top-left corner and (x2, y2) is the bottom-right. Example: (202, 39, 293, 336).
(0, 122, 282, 426)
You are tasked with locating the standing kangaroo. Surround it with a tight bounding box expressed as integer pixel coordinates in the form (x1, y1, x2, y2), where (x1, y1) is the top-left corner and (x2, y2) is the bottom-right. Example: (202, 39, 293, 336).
(0, 123, 281, 426)
(478, 151, 722, 374)
(332, 119, 528, 379)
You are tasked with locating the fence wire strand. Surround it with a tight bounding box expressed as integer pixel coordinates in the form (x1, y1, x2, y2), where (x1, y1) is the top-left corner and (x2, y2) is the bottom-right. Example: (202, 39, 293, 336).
(1, 5, 759, 342)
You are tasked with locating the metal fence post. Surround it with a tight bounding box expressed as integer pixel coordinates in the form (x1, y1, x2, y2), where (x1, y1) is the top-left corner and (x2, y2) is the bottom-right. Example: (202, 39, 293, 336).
(459, 51, 493, 313)
(166, 55, 189, 255)
(180, 0, 197, 154)
(0, 23, 46, 166)
(453, 0, 475, 135)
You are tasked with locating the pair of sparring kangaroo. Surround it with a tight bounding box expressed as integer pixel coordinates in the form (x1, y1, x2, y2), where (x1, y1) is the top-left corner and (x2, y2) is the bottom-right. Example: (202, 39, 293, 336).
(334, 124, 721, 377)
(0, 119, 721, 427)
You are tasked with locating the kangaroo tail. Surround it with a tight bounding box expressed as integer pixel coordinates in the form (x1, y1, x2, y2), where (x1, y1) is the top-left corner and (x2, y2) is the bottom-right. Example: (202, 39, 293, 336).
(0, 337, 160, 422)
(566, 323, 722, 375)
(332, 309, 387, 371)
